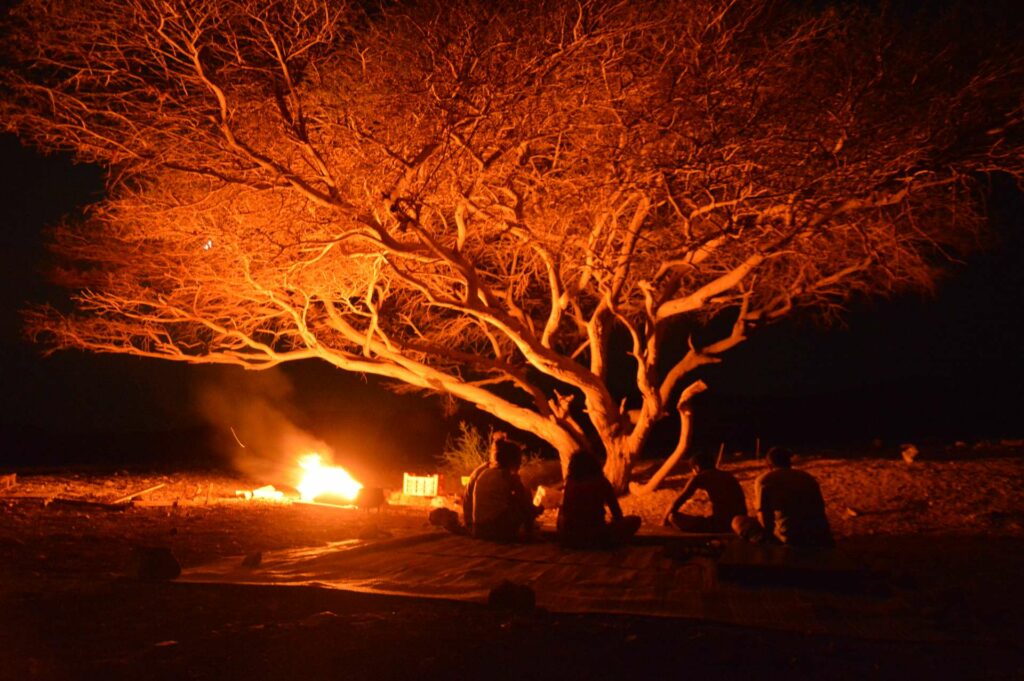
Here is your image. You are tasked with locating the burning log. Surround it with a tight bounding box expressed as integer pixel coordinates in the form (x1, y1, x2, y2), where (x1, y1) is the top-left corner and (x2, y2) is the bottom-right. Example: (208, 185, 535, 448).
(233, 485, 287, 501)
(252, 485, 285, 501)
(297, 454, 362, 502)
(232, 452, 366, 506)
(292, 499, 357, 511)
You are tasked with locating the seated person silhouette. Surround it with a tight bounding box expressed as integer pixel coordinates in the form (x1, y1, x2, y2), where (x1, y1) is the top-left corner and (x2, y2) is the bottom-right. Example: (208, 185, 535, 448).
(557, 452, 641, 549)
(462, 432, 504, 532)
(732, 447, 834, 548)
(662, 449, 747, 533)
(470, 435, 541, 542)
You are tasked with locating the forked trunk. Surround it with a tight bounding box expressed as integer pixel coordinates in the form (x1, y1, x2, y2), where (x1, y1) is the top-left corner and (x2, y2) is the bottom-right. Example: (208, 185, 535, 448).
(602, 437, 638, 495)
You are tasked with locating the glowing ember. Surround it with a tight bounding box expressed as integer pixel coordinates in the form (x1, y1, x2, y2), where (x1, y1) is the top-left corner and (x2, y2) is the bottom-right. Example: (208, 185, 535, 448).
(252, 485, 284, 501)
(296, 453, 362, 502)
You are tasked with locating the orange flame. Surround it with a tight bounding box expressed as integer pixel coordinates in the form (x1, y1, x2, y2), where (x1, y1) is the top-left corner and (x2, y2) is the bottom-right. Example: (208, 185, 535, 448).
(296, 453, 362, 502)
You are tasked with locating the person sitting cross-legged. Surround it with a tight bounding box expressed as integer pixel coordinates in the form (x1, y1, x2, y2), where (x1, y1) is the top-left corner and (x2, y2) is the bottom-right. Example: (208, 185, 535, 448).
(661, 449, 748, 534)
(470, 435, 541, 542)
(557, 452, 641, 549)
(732, 447, 835, 548)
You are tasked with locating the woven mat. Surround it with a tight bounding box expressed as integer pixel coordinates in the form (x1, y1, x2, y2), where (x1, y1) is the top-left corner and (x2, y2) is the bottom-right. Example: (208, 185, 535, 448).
(180, 532, 947, 640)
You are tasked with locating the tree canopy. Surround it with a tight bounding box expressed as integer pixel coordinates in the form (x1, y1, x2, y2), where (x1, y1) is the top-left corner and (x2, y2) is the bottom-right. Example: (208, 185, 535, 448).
(4, 0, 1022, 488)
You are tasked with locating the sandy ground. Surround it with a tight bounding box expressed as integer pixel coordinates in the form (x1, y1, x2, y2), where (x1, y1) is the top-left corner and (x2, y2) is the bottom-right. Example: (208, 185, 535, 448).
(2, 444, 1024, 680)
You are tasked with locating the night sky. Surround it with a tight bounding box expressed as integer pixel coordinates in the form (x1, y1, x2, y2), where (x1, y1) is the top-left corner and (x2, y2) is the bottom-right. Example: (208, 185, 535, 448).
(1, 133, 1022, 469)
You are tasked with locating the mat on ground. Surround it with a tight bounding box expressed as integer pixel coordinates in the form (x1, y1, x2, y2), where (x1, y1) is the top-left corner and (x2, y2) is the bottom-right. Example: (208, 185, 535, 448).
(179, 532, 947, 640)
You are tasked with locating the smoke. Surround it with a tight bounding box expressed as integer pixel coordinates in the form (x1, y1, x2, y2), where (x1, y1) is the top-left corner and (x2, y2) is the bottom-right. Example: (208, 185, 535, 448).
(195, 368, 332, 485)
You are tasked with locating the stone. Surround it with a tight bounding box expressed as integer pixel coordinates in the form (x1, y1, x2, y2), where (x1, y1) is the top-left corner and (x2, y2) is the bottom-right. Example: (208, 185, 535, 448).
(487, 580, 536, 613)
(128, 545, 181, 580)
(428, 507, 461, 530)
(241, 551, 262, 568)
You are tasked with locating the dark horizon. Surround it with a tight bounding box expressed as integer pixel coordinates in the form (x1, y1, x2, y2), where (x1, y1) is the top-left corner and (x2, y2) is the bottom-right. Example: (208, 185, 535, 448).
(2, 133, 1022, 469)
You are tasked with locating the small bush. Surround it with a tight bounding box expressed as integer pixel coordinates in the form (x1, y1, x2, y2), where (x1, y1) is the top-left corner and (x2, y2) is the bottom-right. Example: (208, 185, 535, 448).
(438, 422, 546, 488)
(438, 422, 492, 479)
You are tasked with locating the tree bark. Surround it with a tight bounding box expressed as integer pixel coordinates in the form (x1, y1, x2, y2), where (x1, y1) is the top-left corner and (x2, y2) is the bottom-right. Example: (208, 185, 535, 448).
(602, 438, 636, 495)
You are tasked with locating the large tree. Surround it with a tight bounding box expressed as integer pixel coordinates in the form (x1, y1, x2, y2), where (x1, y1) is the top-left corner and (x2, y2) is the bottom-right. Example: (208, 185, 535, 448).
(3, 0, 1022, 489)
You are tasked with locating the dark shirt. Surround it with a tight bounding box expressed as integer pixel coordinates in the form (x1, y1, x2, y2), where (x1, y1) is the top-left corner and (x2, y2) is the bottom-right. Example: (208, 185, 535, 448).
(755, 468, 832, 547)
(472, 466, 532, 527)
(678, 468, 747, 521)
(558, 476, 621, 536)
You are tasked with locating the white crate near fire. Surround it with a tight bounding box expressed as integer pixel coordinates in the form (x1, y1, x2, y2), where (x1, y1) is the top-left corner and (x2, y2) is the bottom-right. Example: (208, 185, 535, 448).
(402, 473, 440, 498)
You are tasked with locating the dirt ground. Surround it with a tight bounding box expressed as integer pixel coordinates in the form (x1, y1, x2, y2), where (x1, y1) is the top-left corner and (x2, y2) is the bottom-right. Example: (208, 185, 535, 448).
(2, 443, 1024, 680)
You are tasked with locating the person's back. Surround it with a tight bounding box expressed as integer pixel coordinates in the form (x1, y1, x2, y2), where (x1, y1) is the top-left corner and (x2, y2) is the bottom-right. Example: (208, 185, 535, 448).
(694, 468, 747, 524)
(469, 435, 538, 542)
(559, 475, 616, 537)
(558, 453, 640, 549)
(756, 465, 832, 547)
(472, 466, 515, 528)
(663, 451, 747, 534)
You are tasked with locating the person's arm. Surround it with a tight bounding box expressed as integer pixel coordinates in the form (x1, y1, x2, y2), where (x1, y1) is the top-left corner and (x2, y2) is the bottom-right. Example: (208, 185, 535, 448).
(462, 463, 487, 526)
(662, 476, 698, 525)
(755, 479, 774, 537)
(604, 478, 624, 521)
(511, 474, 541, 517)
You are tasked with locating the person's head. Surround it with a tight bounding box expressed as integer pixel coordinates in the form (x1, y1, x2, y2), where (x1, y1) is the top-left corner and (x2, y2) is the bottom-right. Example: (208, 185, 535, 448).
(487, 431, 507, 464)
(765, 447, 793, 469)
(691, 449, 718, 471)
(566, 452, 603, 482)
(492, 435, 524, 471)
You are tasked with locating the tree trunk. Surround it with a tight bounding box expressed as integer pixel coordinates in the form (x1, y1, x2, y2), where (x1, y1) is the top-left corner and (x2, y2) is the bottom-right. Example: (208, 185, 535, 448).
(598, 380, 709, 494)
(602, 437, 638, 495)
(634, 380, 707, 494)
(634, 408, 694, 495)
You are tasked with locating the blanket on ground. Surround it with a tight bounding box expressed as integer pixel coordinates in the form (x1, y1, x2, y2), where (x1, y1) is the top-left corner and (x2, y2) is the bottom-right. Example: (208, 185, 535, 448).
(179, 532, 946, 641)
